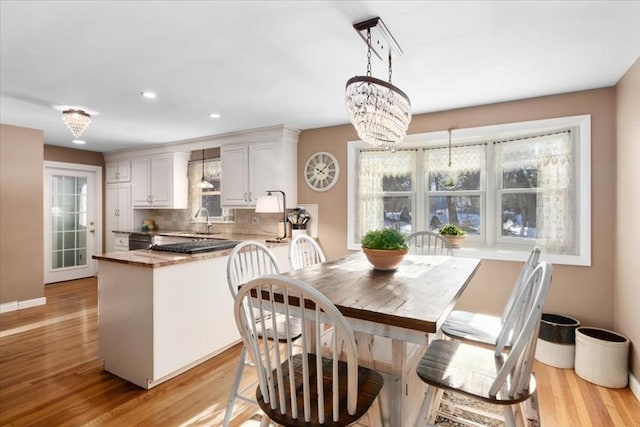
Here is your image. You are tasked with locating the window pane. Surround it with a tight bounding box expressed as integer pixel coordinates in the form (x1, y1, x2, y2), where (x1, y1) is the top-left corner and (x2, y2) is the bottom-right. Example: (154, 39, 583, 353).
(429, 170, 481, 191)
(427, 195, 481, 235)
(383, 196, 412, 234)
(425, 145, 485, 191)
(501, 193, 537, 238)
(503, 168, 538, 189)
(382, 174, 412, 192)
(357, 150, 416, 239)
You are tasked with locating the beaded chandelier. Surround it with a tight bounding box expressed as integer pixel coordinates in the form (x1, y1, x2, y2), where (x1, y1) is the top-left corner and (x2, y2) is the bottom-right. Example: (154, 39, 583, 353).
(62, 109, 91, 139)
(345, 17, 411, 152)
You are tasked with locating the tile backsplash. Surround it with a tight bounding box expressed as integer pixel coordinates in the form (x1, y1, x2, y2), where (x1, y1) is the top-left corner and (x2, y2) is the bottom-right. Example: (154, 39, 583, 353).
(135, 208, 284, 237)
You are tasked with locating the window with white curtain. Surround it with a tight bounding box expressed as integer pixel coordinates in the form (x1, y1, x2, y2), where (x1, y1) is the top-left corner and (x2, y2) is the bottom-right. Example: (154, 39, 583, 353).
(347, 115, 591, 265)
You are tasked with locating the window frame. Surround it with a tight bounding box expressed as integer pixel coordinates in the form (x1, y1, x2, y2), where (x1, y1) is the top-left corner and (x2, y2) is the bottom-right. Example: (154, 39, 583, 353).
(347, 114, 591, 266)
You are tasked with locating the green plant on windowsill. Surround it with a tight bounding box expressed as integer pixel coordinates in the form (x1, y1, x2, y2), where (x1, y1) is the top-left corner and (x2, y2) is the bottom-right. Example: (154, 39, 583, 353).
(439, 223, 466, 248)
(361, 228, 408, 270)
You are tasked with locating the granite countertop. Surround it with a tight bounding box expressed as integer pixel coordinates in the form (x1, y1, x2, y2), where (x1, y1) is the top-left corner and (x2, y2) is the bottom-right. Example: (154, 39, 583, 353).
(93, 232, 289, 268)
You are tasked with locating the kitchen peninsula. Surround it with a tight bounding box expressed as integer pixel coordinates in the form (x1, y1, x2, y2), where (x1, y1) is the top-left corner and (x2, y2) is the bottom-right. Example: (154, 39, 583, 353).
(93, 235, 289, 389)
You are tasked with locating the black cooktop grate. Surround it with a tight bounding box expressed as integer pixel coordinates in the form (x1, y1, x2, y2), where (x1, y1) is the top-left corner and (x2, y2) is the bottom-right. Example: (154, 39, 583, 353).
(150, 239, 240, 254)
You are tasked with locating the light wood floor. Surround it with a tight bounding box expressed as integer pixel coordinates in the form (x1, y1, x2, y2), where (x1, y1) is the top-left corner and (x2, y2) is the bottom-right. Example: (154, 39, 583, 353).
(1, 278, 638, 426)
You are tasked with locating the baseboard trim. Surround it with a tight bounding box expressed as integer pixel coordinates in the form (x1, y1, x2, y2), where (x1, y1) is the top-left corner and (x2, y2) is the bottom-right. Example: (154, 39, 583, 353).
(630, 372, 640, 402)
(0, 297, 46, 314)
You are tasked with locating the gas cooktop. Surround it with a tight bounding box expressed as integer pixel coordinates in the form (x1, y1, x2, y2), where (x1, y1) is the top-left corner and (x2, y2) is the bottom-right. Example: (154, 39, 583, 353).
(150, 239, 240, 254)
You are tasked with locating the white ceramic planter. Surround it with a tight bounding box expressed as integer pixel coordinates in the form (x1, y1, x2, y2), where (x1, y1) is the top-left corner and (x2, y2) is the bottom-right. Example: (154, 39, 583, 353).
(575, 327, 630, 388)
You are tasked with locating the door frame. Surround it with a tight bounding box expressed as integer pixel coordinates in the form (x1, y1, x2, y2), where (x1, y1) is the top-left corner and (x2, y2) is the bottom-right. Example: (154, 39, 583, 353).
(43, 161, 102, 283)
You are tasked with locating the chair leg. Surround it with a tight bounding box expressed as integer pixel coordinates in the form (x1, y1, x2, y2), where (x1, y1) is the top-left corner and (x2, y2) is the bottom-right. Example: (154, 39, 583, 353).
(354, 332, 384, 427)
(416, 385, 443, 426)
(503, 405, 517, 427)
(224, 346, 252, 427)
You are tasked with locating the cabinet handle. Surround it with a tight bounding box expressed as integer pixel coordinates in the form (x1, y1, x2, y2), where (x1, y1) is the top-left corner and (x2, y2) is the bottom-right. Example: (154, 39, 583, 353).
(243, 192, 248, 202)
(115, 208, 119, 217)
(115, 171, 120, 180)
(248, 192, 253, 202)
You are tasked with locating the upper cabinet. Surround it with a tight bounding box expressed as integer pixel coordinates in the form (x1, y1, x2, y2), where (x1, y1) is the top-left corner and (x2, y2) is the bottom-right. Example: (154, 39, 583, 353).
(105, 160, 131, 183)
(221, 137, 297, 208)
(131, 152, 189, 208)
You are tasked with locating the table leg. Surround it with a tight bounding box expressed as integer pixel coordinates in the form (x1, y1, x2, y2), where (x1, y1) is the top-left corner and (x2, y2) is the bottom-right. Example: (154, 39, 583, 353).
(390, 338, 407, 426)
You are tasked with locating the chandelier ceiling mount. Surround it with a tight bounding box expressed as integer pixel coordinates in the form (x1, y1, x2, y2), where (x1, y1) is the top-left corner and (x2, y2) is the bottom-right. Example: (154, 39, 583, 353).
(345, 17, 412, 152)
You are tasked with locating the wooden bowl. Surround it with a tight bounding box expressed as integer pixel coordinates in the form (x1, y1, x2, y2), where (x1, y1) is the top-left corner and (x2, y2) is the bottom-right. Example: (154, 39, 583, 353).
(362, 247, 408, 271)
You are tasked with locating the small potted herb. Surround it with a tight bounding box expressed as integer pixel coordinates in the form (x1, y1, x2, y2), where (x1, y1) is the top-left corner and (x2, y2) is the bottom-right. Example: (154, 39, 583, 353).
(361, 228, 408, 270)
(439, 224, 466, 248)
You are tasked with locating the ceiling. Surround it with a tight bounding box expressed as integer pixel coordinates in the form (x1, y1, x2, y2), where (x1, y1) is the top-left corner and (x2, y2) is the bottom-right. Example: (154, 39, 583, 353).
(1, 1, 638, 153)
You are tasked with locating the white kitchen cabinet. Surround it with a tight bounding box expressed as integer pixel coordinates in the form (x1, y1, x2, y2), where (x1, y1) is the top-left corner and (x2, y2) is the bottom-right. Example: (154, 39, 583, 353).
(97, 244, 289, 389)
(105, 160, 131, 183)
(131, 152, 189, 208)
(105, 183, 132, 252)
(113, 233, 130, 252)
(221, 140, 297, 208)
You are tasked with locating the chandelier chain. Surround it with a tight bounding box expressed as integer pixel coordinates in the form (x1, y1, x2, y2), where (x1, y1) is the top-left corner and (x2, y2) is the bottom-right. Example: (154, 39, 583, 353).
(366, 29, 372, 77)
(388, 51, 392, 84)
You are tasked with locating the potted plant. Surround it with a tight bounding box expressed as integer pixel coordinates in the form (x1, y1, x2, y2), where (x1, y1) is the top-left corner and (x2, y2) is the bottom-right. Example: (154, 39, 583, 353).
(361, 228, 409, 270)
(439, 223, 465, 248)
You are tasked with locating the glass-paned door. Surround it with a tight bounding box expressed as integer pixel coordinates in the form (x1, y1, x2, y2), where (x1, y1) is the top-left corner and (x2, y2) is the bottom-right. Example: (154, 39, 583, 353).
(44, 166, 98, 283)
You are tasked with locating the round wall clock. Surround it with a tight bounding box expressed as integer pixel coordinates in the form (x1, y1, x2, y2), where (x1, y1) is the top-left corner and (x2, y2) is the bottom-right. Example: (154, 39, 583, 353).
(304, 151, 339, 192)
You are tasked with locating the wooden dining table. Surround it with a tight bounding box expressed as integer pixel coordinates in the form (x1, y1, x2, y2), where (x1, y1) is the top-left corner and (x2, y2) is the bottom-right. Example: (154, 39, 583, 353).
(281, 251, 481, 426)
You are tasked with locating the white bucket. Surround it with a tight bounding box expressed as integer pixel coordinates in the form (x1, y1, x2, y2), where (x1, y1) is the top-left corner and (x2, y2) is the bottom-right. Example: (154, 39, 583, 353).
(575, 327, 630, 388)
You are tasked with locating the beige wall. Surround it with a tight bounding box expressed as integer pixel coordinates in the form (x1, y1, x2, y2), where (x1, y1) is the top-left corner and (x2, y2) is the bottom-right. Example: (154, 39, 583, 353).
(0, 124, 44, 304)
(615, 58, 639, 379)
(298, 87, 618, 333)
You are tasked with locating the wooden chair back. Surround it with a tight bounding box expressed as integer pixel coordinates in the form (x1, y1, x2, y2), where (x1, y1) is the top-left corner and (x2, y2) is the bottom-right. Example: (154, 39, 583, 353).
(406, 231, 452, 255)
(288, 234, 326, 270)
(495, 247, 541, 353)
(492, 261, 552, 397)
(227, 240, 280, 297)
(234, 275, 384, 426)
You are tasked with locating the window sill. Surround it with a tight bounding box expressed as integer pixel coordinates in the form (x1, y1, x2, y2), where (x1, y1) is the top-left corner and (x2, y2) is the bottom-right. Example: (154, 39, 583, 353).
(348, 243, 590, 266)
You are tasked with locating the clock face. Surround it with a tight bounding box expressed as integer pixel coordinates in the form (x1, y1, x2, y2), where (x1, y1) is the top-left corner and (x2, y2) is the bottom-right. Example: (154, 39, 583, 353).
(304, 151, 339, 192)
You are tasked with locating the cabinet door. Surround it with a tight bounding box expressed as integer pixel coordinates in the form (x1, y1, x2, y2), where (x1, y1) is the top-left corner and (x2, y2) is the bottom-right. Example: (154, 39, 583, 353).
(132, 158, 151, 206)
(149, 155, 172, 207)
(249, 143, 279, 204)
(221, 145, 249, 206)
(117, 183, 132, 231)
(106, 161, 131, 183)
(105, 183, 131, 252)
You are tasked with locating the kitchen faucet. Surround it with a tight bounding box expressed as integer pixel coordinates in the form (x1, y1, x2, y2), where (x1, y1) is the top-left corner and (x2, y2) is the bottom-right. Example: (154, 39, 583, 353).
(194, 207, 213, 233)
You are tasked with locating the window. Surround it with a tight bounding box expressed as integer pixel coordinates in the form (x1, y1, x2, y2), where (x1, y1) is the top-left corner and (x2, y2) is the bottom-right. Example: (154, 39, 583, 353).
(187, 158, 234, 222)
(348, 115, 591, 265)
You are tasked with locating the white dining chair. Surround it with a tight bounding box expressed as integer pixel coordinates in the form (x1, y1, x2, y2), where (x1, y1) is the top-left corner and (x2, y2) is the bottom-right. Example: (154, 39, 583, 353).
(224, 241, 300, 427)
(406, 230, 453, 255)
(234, 274, 385, 427)
(288, 234, 326, 270)
(441, 247, 541, 351)
(416, 261, 553, 427)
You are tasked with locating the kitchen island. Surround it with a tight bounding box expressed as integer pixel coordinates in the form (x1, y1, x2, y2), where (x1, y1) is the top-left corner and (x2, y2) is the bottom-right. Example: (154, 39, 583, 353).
(93, 235, 289, 389)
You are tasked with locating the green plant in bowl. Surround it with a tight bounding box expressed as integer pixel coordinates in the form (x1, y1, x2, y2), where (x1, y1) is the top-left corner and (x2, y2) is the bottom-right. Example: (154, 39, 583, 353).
(439, 224, 465, 236)
(439, 224, 465, 248)
(361, 228, 408, 270)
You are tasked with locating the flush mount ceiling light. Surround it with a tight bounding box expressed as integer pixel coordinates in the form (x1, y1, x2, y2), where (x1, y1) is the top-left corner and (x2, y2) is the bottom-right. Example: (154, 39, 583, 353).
(140, 91, 157, 99)
(62, 109, 91, 139)
(345, 17, 411, 152)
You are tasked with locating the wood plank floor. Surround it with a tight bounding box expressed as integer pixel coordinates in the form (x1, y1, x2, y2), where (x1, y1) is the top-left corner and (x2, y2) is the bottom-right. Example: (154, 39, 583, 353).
(1, 278, 638, 426)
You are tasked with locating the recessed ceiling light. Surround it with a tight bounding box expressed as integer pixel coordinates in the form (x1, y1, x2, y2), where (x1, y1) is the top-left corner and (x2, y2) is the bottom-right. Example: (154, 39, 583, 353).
(141, 91, 157, 99)
(209, 113, 221, 119)
(72, 139, 86, 145)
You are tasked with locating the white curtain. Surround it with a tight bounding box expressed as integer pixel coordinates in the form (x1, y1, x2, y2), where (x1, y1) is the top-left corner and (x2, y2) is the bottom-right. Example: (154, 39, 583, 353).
(425, 144, 486, 175)
(497, 132, 573, 253)
(357, 150, 415, 240)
